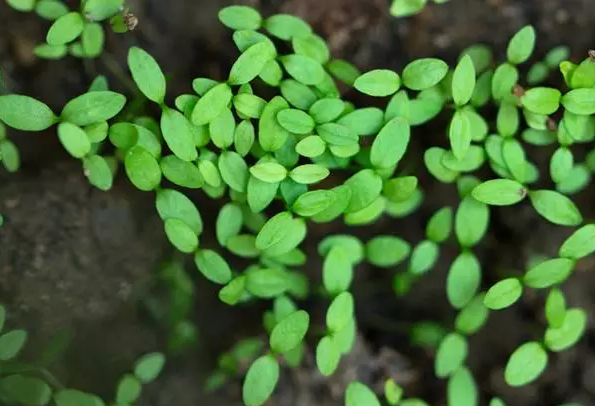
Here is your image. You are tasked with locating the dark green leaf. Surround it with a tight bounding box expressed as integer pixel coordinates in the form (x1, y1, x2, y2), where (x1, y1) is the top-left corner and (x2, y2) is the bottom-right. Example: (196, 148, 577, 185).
(0, 375, 51, 406)
(0, 330, 27, 360)
(116, 374, 141, 404)
(327, 59, 360, 86)
(426, 207, 452, 243)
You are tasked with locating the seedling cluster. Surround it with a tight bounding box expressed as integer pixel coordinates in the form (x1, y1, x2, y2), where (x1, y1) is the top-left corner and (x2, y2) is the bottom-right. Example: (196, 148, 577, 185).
(0, 1, 593, 406)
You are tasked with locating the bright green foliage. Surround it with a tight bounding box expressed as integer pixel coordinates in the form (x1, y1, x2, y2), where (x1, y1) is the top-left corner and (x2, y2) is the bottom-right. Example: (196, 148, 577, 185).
(484, 278, 523, 310)
(242, 355, 279, 406)
(3, 9, 595, 406)
(504, 342, 548, 387)
(435, 333, 468, 378)
(0, 95, 55, 131)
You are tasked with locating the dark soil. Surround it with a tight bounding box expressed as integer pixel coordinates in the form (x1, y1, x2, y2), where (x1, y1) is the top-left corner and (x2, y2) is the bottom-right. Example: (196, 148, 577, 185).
(2, 0, 595, 405)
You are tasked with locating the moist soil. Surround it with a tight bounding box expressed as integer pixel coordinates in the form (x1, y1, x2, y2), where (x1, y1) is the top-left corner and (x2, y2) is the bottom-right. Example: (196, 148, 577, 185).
(2, 0, 595, 405)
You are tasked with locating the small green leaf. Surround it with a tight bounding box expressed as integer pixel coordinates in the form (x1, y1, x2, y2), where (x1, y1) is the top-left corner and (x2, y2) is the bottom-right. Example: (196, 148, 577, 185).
(455, 196, 489, 247)
(209, 108, 235, 149)
(491, 63, 518, 101)
(0, 330, 27, 360)
(524, 258, 575, 289)
(246, 268, 289, 298)
(390, 0, 427, 17)
(426, 207, 452, 243)
(545, 288, 566, 328)
(502, 138, 526, 182)
(455, 293, 489, 335)
(354, 69, 401, 97)
(289, 164, 329, 184)
(194, 249, 232, 285)
(370, 117, 410, 169)
(242, 355, 280, 406)
(550, 148, 573, 185)
(504, 342, 548, 387)
(384, 379, 404, 406)
(292, 34, 330, 64)
(570, 58, 595, 88)
(160, 108, 197, 162)
(323, 245, 354, 295)
(250, 161, 287, 183)
(344, 169, 383, 213)
(545, 45, 570, 68)
(265, 14, 311, 41)
(521, 87, 561, 115)
(7, 0, 35, 11)
(247, 175, 279, 212)
(326, 292, 354, 332)
(337, 107, 384, 136)
(507, 25, 536, 64)
(164, 218, 199, 253)
(471, 179, 526, 206)
(449, 111, 471, 161)
(83, 155, 113, 190)
(116, 374, 142, 404)
(61, 91, 126, 126)
(0, 95, 55, 131)
(425, 147, 459, 183)
(312, 185, 353, 223)
(447, 367, 478, 406)
(447, 251, 481, 309)
(293, 190, 336, 217)
(402, 58, 448, 91)
(128, 47, 166, 104)
(83, 0, 123, 21)
(383, 176, 418, 203)
(327, 59, 360, 86)
(58, 122, 91, 158)
(219, 151, 249, 193)
(191, 83, 232, 125)
(346, 381, 381, 406)
(47, 12, 84, 45)
(484, 278, 522, 310)
(233, 94, 266, 119)
(235, 120, 256, 156)
(562, 88, 595, 115)
(497, 102, 519, 137)
(529, 190, 582, 226)
(559, 224, 595, 260)
(125, 146, 161, 191)
(229, 41, 276, 85)
(296, 135, 326, 158)
(442, 145, 485, 172)
(33, 43, 68, 59)
(366, 236, 410, 268)
(160, 155, 203, 188)
(435, 332, 468, 378)
(81, 22, 104, 58)
(462, 44, 493, 73)
(54, 389, 101, 406)
(544, 308, 587, 351)
(409, 240, 439, 275)
(276, 109, 315, 134)
(270, 310, 309, 353)
(259, 96, 290, 151)
(316, 336, 340, 376)
(218, 5, 262, 30)
(0, 375, 51, 406)
(452, 55, 476, 106)
(156, 189, 203, 234)
(134, 352, 165, 383)
(280, 54, 324, 86)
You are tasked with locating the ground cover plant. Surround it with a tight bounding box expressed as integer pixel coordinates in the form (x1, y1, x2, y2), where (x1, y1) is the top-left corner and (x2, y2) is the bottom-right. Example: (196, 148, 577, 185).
(0, 1, 593, 406)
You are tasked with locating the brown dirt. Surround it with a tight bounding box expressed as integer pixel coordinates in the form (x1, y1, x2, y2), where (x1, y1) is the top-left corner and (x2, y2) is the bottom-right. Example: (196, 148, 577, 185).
(2, 0, 595, 405)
